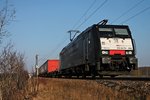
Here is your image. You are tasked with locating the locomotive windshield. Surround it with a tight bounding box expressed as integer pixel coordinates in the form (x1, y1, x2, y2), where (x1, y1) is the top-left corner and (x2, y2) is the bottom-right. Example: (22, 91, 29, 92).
(99, 28, 113, 37)
(99, 27, 130, 37)
(114, 28, 129, 36)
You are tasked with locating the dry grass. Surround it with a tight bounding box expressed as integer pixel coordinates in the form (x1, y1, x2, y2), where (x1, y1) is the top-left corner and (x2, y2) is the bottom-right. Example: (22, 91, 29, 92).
(32, 78, 134, 100)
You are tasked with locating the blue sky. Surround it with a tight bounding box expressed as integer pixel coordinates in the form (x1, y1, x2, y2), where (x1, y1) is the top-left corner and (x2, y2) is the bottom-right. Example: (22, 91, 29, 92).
(1, 0, 150, 71)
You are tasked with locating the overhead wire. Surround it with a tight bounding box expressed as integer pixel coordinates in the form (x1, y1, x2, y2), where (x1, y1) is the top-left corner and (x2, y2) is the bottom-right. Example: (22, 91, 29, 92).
(72, 0, 108, 40)
(111, 0, 145, 24)
(72, 0, 96, 29)
(38, 35, 68, 64)
(120, 6, 150, 24)
(75, 0, 108, 30)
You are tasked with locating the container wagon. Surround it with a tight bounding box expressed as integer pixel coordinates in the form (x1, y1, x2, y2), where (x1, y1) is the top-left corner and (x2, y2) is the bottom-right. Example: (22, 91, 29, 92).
(38, 59, 60, 77)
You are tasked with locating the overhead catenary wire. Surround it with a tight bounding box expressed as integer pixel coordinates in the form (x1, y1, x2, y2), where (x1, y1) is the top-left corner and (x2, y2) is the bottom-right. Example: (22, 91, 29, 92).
(75, 0, 108, 30)
(111, 0, 145, 24)
(38, 35, 68, 63)
(72, 0, 97, 29)
(71, 0, 108, 40)
(120, 6, 150, 24)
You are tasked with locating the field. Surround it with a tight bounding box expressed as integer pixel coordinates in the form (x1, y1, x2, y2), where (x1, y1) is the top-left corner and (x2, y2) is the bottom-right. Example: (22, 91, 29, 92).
(32, 78, 127, 100)
(29, 77, 150, 100)
(24, 67, 150, 100)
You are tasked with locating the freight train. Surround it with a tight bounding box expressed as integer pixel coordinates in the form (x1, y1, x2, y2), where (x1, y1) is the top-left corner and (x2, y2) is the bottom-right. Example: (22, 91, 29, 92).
(38, 20, 138, 78)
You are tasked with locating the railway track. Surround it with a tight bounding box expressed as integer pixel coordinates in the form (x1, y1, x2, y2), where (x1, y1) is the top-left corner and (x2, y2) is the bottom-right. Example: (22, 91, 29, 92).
(49, 76, 150, 82)
(96, 76, 150, 81)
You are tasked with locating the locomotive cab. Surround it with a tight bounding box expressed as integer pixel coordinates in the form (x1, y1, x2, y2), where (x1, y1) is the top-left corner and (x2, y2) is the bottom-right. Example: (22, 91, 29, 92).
(96, 25, 138, 75)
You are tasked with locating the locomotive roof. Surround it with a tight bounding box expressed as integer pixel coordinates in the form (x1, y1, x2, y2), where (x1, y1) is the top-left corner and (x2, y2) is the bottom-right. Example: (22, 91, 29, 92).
(83, 24, 129, 32)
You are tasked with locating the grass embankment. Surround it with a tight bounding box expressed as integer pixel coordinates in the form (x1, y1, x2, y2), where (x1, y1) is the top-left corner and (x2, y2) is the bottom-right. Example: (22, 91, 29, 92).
(32, 78, 132, 100)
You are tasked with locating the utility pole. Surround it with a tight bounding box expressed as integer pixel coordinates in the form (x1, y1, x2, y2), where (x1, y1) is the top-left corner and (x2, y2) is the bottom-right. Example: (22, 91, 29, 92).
(35, 54, 38, 76)
(35, 54, 39, 92)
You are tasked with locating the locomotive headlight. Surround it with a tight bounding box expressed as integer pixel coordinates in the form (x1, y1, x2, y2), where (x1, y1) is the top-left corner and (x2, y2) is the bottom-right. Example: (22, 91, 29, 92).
(126, 51, 133, 55)
(102, 50, 108, 54)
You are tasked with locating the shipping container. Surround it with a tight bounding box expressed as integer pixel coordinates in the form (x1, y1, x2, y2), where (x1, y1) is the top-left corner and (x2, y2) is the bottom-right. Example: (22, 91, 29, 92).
(38, 59, 60, 76)
(47, 60, 60, 73)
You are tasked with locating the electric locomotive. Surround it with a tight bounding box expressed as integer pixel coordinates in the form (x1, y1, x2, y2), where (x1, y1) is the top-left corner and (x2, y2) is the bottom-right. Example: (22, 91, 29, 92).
(60, 20, 138, 78)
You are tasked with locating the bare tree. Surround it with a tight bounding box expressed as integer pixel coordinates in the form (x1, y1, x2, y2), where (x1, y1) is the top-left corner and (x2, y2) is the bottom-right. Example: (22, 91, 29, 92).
(0, 43, 29, 100)
(0, 1, 31, 100)
(0, 0, 15, 42)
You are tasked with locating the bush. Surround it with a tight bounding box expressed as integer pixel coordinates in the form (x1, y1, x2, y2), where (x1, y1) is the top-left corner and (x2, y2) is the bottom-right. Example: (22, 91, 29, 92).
(0, 43, 28, 100)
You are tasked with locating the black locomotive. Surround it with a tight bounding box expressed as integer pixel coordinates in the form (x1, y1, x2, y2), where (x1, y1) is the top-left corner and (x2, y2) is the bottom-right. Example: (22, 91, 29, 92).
(60, 20, 138, 78)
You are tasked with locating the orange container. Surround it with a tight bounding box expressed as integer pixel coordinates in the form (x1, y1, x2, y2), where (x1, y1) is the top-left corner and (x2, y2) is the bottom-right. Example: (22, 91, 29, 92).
(47, 60, 60, 73)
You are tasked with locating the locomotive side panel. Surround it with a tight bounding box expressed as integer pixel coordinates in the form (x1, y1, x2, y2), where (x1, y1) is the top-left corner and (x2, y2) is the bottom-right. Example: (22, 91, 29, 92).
(60, 33, 87, 70)
(82, 29, 97, 65)
(60, 27, 98, 76)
